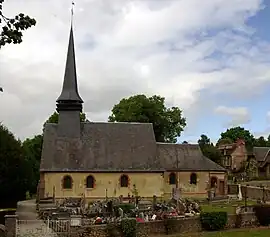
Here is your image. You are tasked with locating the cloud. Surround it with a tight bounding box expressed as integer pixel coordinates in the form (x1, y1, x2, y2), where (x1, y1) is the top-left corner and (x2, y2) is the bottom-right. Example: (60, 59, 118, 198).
(214, 106, 251, 127)
(0, 0, 269, 140)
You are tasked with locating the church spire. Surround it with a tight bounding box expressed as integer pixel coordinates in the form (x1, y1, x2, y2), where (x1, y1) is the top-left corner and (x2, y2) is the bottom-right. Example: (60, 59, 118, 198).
(56, 24, 83, 112)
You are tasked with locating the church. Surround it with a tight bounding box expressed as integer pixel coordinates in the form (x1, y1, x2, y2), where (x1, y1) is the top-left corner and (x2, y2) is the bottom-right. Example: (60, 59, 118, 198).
(38, 26, 227, 201)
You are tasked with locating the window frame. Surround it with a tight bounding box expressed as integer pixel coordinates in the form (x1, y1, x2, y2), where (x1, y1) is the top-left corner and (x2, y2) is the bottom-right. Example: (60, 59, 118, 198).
(169, 172, 177, 185)
(190, 173, 197, 185)
(86, 175, 95, 189)
(120, 174, 129, 187)
(62, 175, 73, 190)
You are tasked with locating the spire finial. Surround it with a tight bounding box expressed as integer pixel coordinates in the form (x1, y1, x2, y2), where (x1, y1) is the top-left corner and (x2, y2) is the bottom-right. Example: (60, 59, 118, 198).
(71, 1, 75, 25)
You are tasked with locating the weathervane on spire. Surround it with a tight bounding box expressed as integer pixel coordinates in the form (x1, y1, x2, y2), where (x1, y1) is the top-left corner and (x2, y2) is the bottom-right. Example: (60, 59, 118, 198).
(71, 1, 75, 24)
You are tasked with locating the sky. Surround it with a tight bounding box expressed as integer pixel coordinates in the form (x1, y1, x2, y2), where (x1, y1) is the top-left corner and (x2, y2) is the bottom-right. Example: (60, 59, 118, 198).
(0, 0, 270, 144)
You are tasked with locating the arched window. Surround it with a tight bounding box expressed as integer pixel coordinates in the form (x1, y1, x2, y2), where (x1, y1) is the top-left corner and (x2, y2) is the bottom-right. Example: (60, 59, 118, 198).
(169, 172, 176, 185)
(62, 175, 73, 189)
(210, 177, 218, 188)
(190, 173, 197, 185)
(86, 175, 95, 189)
(120, 175, 129, 187)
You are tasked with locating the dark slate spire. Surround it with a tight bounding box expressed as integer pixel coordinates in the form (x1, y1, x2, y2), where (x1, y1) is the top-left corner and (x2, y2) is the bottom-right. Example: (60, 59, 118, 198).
(56, 25, 83, 112)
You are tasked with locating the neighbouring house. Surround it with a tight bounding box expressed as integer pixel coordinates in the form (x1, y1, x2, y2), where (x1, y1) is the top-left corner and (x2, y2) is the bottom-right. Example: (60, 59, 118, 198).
(253, 147, 270, 178)
(38, 26, 227, 201)
(218, 139, 248, 172)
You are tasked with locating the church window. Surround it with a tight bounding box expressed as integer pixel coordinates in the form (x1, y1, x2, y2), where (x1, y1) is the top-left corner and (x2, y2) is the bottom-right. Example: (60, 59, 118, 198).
(120, 174, 129, 187)
(169, 172, 176, 185)
(190, 173, 197, 185)
(86, 175, 95, 189)
(62, 175, 73, 189)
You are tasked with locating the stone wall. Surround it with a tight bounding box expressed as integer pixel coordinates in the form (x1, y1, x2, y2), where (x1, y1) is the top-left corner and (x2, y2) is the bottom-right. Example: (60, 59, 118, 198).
(3, 212, 260, 237)
(69, 213, 259, 237)
(227, 184, 270, 201)
(241, 185, 270, 201)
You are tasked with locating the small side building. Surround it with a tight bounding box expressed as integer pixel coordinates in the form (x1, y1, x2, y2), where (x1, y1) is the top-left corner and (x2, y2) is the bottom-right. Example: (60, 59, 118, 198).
(38, 26, 227, 201)
(253, 147, 270, 178)
(218, 139, 247, 172)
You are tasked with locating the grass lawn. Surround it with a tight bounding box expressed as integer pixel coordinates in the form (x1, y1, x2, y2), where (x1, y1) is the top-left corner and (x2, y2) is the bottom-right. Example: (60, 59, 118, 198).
(200, 200, 256, 214)
(178, 228, 270, 237)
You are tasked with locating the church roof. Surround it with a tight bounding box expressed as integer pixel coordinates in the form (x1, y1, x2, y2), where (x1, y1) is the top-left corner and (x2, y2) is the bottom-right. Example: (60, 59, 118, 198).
(40, 122, 225, 172)
(157, 143, 226, 172)
(40, 122, 162, 172)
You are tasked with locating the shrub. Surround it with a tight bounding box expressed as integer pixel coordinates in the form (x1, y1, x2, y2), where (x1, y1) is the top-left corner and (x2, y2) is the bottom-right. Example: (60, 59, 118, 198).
(164, 218, 179, 235)
(254, 204, 270, 226)
(200, 212, 227, 231)
(116, 204, 135, 214)
(121, 218, 137, 237)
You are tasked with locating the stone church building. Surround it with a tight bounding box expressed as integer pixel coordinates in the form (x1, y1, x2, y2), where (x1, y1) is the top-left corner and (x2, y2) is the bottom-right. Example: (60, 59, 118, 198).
(38, 26, 227, 201)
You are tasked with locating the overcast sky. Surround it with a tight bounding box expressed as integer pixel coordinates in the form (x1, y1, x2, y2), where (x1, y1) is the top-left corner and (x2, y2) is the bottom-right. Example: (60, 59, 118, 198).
(1, 0, 270, 143)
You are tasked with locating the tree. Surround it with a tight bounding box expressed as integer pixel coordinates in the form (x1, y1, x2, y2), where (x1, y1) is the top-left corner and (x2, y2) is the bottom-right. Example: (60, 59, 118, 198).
(216, 137, 233, 146)
(254, 136, 267, 147)
(0, 123, 30, 203)
(198, 134, 222, 164)
(218, 126, 255, 149)
(22, 135, 43, 195)
(108, 94, 186, 143)
(198, 134, 210, 146)
(0, 0, 36, 49)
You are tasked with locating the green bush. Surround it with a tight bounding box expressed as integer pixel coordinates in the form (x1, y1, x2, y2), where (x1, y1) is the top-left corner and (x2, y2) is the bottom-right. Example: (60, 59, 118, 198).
(200, 212, 227, 231)
(116, 204, 135, 214)
(254, 204, 270, 226)
(121, 218, 137, 237)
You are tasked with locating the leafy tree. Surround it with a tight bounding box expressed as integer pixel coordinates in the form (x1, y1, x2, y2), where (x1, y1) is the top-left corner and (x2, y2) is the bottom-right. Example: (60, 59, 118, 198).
(0, 123, 29, 203)
(0, 0, 36, 48)
(109, 94, 186, 143)
(198, 134, 222, 164)
(198, 134, 210, 146)
(22, 135, 43, 195)
(254, 136, 267, 147)
(182, 141, 188, 144)
(218, 126, 255, 149)
(216, 137, 233, 146)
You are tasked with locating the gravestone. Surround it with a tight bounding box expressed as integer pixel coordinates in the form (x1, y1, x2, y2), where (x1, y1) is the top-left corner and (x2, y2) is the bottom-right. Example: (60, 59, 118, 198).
(172, 188, 180, 200)
(119, 208, 123, 218)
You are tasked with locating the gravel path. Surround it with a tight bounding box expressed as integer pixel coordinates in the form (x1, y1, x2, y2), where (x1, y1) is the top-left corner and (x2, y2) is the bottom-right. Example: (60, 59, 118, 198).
(16, 200, 67, 237)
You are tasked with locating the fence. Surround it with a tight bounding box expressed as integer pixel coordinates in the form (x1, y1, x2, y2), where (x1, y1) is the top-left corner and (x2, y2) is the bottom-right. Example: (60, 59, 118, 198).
(16, 219, 70, 237)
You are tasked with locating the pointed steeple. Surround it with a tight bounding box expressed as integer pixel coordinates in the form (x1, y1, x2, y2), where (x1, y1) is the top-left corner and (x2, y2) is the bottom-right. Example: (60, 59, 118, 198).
(56, 25, 83, 112)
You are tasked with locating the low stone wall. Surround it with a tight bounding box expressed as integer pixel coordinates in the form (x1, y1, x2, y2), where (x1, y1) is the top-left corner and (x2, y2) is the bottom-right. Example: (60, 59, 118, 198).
(227, 184, 270, 201)
(69, 212, 259, 237)
(241, 185, 270, 201)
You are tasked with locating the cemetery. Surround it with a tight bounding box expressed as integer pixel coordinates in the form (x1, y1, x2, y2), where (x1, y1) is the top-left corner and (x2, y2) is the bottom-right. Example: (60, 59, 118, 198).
(3, 184, 262, 237)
